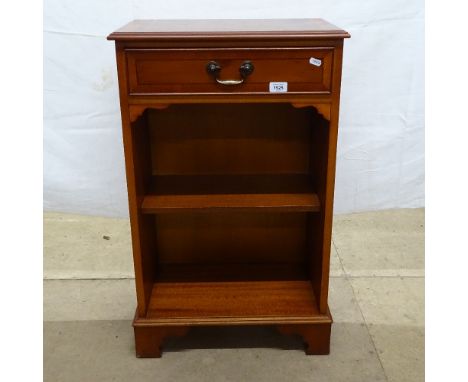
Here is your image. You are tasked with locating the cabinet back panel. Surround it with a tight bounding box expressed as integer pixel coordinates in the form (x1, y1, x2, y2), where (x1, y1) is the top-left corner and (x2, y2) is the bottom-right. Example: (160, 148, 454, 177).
(147, 104, 313, 175)
(155, 212, 307, 265)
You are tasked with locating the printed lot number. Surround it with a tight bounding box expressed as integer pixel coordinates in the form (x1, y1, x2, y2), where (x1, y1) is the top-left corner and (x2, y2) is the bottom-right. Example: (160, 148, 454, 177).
(269, 82, 288, 93)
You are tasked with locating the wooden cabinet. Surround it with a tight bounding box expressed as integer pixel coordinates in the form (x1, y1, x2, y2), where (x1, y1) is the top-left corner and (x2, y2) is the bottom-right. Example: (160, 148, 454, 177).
(108, 19, 350, 358)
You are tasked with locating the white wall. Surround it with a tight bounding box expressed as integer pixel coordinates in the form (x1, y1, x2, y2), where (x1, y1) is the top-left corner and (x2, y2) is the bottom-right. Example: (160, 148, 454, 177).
(44, 0, 424, 217)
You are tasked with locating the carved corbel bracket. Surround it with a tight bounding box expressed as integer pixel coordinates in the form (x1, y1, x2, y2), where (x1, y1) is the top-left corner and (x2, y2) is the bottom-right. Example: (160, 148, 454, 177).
(129, 104, 170, 123)
(291, 103, 331, 121)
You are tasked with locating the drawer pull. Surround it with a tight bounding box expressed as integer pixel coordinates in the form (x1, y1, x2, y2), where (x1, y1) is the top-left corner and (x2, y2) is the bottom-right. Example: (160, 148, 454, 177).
(206, 60, 254, 85)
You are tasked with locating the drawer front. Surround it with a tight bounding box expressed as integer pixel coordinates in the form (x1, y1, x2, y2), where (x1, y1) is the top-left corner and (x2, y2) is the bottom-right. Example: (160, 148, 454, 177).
(126, 48, 333, 95)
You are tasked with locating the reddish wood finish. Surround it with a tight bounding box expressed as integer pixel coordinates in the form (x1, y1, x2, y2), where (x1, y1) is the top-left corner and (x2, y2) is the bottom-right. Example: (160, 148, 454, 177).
(147, 104, 317, 175)
(141, 160, 321, 215)
(142, 193, 319, 213)
(126, 48, 333, 95)
(109, 19, 349, 357)
(154, 212, 308, 266)
(156, 263, 308, 282)
(133, 324, 189, 358)
(107, 19, 350, 41)
(277, 322, 332, 355)
(146, 281, 321, 324)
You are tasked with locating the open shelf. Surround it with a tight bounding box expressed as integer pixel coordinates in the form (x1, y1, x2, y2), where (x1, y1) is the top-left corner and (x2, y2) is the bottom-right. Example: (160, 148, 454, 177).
(141, 174, 320, 213)
(144, 280, 326, 325)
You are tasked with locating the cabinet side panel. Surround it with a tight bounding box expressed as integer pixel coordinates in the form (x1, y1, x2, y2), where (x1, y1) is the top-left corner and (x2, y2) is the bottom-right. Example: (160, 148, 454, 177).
(308, 115, 328, 311)
(115, 43, 155, 316)
(310, 42, 344, 313)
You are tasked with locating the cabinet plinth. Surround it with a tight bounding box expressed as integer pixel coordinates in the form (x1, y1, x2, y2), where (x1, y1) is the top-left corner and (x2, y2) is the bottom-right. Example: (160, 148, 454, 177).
(108, 18, 349, 357)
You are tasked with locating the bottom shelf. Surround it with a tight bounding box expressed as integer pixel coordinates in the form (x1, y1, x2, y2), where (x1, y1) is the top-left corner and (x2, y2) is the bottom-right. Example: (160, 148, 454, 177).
(142, 280, 328, 325)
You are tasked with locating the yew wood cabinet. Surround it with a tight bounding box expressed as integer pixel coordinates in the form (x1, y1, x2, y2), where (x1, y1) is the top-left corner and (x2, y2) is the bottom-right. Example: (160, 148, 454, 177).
(108, 19, 350, 357)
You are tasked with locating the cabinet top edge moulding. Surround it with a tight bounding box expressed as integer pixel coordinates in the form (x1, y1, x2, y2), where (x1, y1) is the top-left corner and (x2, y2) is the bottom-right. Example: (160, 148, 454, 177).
(107, 18, 350, 41)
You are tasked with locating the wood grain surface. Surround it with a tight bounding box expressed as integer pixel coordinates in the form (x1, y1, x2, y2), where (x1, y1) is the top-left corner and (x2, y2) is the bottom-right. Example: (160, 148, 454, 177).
(108, 19, 350, 41)
(146, 280, 322, 324)
(126, 48, 333, 95)
(110, 18, 348, 356)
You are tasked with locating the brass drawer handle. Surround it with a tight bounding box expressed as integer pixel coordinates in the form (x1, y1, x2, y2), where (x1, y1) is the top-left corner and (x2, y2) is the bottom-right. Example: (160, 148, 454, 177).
(206, 60, 254, 85)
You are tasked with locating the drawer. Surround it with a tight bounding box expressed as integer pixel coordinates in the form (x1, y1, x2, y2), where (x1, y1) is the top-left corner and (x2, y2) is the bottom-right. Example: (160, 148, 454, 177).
(126, 48, 333, 95)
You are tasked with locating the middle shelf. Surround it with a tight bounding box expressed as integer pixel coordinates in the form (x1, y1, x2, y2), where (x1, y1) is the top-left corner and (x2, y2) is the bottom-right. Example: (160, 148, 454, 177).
(141, 174, 320, 214)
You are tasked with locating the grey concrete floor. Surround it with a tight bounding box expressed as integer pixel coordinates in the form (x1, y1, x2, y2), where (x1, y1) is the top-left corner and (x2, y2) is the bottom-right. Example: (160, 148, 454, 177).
(44, 208, 424, 382)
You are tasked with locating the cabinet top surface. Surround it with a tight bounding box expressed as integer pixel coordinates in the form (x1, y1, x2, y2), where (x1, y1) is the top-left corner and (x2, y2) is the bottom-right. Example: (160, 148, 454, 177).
(107, 19, 350, 41)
